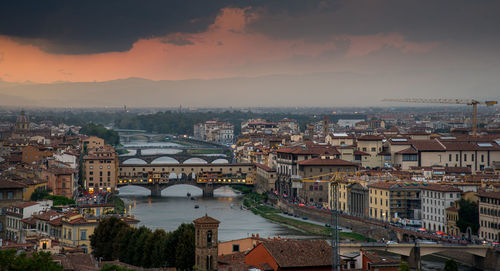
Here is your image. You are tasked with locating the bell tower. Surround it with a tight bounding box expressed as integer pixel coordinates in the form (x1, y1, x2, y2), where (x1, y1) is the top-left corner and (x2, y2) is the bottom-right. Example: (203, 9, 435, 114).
(193, 215, 220, 271)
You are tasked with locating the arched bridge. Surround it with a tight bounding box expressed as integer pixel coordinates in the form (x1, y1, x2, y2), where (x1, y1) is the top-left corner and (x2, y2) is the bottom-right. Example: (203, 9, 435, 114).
(120, 153, 231, 164)
(118, 163, 255, 197)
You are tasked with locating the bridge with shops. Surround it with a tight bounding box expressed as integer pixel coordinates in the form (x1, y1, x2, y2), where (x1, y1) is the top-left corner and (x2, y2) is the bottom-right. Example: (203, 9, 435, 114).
(118, 163, 255, 196)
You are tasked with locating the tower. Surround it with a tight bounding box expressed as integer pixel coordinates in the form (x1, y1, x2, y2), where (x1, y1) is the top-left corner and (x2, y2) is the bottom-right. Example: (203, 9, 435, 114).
(193, 215, 220, 271)
(16, 110, 30, 131)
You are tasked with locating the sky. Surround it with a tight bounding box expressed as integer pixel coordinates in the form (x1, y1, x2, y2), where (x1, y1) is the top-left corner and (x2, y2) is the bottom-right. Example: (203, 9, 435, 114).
(0, 1, 499, 107)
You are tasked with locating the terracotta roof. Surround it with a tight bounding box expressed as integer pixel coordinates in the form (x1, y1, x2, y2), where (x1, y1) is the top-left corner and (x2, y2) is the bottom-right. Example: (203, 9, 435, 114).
(13, 201, 39, 208)
(0, 179, 27, 189)
(33, 210, 63, 221)
(193, 215, 220, 224)
(261, 240, 331, 268)
(354, 150, 370, 156)
(298, 158, 359, 167)
(357, 135, 384, 141)
(410, 139, 446, 151)
(478, 191, 500, 200)
(395, 147, 418, 155)
(363, 251, 399, 266)
(255, 163, 275, 172)
(421, 184, 462, 192)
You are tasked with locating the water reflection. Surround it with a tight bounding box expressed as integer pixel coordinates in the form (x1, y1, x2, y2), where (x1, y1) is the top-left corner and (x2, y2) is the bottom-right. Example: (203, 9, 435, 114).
(118, 185, 311, 241)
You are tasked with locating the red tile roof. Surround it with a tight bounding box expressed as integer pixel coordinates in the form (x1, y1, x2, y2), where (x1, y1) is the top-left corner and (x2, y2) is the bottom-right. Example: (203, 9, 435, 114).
(260, 240, 331, 268)
(358, 135, 384, 141)
(255, 163, 275, 172)
(421, 184, 462, 192)
(478, 191, 500, 200)
(298, 158, 359, 167)
(193, 215, 220, 224)
(395, 147, 418, 155)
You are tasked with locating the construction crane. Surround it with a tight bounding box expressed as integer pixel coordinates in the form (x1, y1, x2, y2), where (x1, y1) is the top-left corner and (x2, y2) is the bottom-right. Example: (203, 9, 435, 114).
(382, 98, 497, 137)
(300, 171, 359, 271)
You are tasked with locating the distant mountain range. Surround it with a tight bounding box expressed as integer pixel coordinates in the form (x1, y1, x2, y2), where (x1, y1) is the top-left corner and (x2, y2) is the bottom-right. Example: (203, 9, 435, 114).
(0, 72, 498, 108)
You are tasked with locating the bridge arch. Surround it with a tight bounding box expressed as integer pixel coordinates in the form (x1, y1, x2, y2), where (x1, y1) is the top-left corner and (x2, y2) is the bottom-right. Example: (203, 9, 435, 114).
(122, 158, 148, 165)
(183, 158, 208, 164)
(151, 156, 180, 164)
(211, 158, 229, 164)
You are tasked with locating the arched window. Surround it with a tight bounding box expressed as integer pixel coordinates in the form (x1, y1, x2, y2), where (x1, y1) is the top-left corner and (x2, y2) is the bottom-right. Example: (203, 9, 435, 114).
(207, 230, 213, 247)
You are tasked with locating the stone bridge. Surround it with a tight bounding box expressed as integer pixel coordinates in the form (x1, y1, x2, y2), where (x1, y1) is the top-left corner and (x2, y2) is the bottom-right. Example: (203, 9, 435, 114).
(119, 153, 231, 164)
(117, 179, 232, 197)
(340, 243, 498, 271)
(118, 163, 255, 197)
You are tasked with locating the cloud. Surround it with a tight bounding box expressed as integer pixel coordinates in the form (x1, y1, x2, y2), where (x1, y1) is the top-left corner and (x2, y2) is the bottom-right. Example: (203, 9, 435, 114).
(246, 0, 500, 45)
(0, 0, 243, 54)
(161, 36, 195, 46)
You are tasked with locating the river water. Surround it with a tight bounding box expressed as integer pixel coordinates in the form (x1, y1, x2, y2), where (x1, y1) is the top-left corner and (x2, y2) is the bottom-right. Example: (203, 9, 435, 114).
(118, 185, 310, 242)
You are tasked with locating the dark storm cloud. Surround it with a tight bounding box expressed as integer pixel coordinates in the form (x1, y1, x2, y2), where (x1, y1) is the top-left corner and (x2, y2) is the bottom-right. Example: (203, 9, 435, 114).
(0, 0, 243, 54)
(1, 0, 499, 54)
(247, 0, 500, 44)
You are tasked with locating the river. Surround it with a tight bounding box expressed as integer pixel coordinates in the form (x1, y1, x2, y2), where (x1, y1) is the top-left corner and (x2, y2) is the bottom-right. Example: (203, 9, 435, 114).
(118, 185, 311, 241)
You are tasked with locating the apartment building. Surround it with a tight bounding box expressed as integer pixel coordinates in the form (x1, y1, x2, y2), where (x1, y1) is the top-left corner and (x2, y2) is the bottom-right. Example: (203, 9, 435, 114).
(421, 184, 462, 232)
(368, 183, 422, 223)
(277, 118, 300, 135)
(194, 120, 234, 144)
(388, 137, 500, 172)
(4, 201, 52, 241)
(478, 191, 500, 242)
(298, 158, 358, 205)
(241, 119, 279, 135)
(82, 145, 118, 193)
(356, 135, 385, 168)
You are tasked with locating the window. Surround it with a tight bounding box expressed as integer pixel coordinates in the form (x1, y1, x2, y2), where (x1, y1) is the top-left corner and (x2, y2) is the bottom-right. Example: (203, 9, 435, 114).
(371, 147, 376, 152)
(362, 147, 367, 152)
(464, 154, 467, 162)
(68, 229, 72, 240)
(232, 244, 240, 252)
(207, 230, 213, 247)
(402, 154, 417, 161)
(481, 155, 484, 162)
(456, 154, 459, 161)
(81, 230, 87, 240)
(449, 154, 452, 161)
(7, 192, 13, 199)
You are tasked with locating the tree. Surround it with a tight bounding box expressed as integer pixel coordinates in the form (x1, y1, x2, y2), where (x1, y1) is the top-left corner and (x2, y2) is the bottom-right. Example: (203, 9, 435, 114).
(0, 249, 63, 271)
(30, 187, 51, 201)
(399, 262, 410, 271)
(172, 223, 195, 270)
(44, 195, 76, 206)
(90, 217, 130, 261)
(80, 123, 120, 146)
(100, 264, 134, 271)
(457, 199, 479, 234)
(443, 259, 459, 271)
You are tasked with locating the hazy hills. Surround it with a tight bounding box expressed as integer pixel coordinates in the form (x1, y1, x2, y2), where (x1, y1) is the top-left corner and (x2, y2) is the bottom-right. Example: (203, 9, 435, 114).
(0, 71, 498, 108)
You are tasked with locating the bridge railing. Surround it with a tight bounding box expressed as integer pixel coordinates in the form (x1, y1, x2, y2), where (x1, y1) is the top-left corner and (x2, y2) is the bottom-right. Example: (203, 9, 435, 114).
(117, 176, 253, 185)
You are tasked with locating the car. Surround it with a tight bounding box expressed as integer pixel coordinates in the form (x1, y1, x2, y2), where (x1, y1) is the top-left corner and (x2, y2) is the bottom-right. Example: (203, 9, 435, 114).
(302, 216, 308, 220)
(386, 241, 398, 245)
(325, 224, 331, 228)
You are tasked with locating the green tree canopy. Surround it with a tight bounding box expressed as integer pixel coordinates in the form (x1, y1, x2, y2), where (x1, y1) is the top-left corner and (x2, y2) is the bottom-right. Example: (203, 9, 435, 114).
(0, 249, 63, 271)
(90, 217, 130, 261)
(457, 199, 479, 234)
(80, 123, 119, 146)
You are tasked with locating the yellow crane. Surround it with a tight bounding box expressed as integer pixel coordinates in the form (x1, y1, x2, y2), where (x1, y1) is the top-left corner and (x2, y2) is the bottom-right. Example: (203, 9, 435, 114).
(382, 98, 497, 137)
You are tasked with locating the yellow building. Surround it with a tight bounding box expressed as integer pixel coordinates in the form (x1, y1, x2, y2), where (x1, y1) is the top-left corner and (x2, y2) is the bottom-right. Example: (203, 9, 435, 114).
(368, 183, 391, 222)
(337, 182, 349, 213)
(78, 203, 115, 216)
(446, 205, 460, 236)
(61, 212, 98, 253)
(356, 135, 384, 169)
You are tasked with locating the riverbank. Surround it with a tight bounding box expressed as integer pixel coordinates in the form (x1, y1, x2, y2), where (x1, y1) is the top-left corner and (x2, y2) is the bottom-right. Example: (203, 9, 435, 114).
(242, 193, 373, 241)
